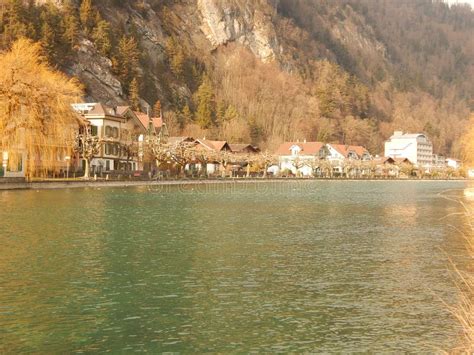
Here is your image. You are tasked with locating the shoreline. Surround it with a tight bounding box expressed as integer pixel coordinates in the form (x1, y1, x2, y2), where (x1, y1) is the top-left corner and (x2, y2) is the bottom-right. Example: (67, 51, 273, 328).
(0, 177, 469, 191)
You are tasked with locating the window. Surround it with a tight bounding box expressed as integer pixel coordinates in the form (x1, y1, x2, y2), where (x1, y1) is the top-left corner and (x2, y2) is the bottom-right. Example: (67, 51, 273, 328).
(90, 125, 98, 136)
(113, 127, 119, 138)
(105, 143, 118, 156)
(105, 126, 112, 137)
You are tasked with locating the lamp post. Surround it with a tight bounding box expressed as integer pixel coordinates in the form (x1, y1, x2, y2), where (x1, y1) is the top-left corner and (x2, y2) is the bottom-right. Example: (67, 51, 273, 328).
(2, 151, 8, 177)
(65, 156, 70, 179)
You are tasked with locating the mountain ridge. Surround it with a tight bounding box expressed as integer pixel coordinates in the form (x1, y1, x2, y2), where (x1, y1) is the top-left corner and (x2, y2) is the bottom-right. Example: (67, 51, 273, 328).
(1, 0, 473, 155)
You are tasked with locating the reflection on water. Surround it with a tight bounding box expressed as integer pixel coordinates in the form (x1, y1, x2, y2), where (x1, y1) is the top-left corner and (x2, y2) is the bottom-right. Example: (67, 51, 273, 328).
(0, 181, 470, 352)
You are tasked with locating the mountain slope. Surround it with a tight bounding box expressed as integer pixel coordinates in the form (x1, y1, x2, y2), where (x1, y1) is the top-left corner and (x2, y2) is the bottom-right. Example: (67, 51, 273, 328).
(0, 0, 472, 155)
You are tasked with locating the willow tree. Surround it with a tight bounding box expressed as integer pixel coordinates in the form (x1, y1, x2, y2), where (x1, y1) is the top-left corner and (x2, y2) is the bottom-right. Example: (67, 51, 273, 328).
(0, 38, 83, 178)
(461, 115, 474, 166)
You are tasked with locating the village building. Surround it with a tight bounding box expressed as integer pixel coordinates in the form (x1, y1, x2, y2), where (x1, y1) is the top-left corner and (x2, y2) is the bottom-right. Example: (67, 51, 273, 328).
(275, 141, 327, 176)
(384, 131, 433, 168)
(432, 154, 447, 168)
(229, 144, 260, 154)
(72, 103, 158, 174)
(325, 144, 372, 175)
(371, 157, 414, 177)
(446, 158, 462, 170)
(468, 168, 474, 179)
(275, 141, 372, 177)
(192, 139, 232, 175)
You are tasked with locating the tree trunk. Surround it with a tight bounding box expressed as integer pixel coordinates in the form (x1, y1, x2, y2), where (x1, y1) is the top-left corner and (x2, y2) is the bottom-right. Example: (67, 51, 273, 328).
(246, 163, 250, 178)
(83, 159, 90, 179)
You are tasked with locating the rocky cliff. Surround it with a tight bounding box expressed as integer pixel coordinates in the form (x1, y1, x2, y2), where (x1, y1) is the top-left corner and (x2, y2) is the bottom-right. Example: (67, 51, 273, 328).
(2, 0, 473, 154)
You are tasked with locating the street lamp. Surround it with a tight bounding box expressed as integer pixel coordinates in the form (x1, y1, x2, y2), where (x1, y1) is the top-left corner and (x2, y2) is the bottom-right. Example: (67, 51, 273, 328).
(65, 156, 71, 179)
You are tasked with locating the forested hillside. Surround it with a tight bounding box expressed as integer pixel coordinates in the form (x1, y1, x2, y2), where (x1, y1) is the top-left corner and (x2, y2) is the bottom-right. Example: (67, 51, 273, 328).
(0, 0, 472, 155)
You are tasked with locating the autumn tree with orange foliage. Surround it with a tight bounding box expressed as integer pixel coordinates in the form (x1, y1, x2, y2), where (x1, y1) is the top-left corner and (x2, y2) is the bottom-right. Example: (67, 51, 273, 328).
(0, 38, 83, 178)
(461, 115, 474, 167)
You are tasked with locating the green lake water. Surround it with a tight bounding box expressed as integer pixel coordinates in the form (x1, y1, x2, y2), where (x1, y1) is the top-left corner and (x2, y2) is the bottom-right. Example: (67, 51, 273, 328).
(0, 180, 472, 352)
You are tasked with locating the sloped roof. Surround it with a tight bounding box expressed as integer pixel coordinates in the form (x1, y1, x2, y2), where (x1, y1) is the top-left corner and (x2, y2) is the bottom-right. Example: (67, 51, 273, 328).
(373, 157, 396, 165)
(394, 157, 413, 164)
(229, 144, 260, 153)
(168, 136, 195, 144)
(275, 142, 324, 156)
(116, 106, 131, 116)
(134, 112, 163, 130)
(329, 144, 370, 158)
(87, 103, 118, 116)
(196, 139, 231, 152)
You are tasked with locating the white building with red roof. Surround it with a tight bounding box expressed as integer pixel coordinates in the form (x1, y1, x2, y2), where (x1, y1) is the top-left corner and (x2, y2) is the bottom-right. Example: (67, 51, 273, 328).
(275, 141, 327, 176)
(275, 141, 372, 176)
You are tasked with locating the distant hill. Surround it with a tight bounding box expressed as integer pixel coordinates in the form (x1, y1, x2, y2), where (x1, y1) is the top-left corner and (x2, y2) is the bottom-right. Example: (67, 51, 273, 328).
(1, 0, 472, 155)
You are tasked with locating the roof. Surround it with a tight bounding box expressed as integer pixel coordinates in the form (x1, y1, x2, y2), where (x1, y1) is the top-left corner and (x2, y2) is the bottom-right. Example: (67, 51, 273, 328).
(116, 106, 131, 116)
(134, 111, 163, 130)
(389, 132, 428, 140)
(394, 157, 413, 164)
(373, 157, 396, 165)
(328, 144, 370, 158)
(87, 103, 118, 116)
(275, 142, 325, 156)
(229, 144, 260, 153)
(168, 136, 195, 144)
(196, 139, 231, 152)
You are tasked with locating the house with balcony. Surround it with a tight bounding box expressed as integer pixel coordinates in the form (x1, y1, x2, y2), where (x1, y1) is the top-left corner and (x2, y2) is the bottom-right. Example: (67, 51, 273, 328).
(384, 131, 433, 168)
(275, 141, 327, 176)
(72, 103, 152, 174)
(324, 144, 372, 176)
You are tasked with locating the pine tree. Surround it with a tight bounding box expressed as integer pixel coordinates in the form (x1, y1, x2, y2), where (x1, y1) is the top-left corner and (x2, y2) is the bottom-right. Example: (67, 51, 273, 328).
(92, 19, 111, 56)
(40, 21, 56, 61)
(165, 36, 185, 78)
(79, 0, 94, 35)
(129, 77, 140, 111)
(114, 36, 140, 92)
(224, 105, 238, 121)
(179, 104, 193, 128)
(153, 100, 162, 118)
(215, 101, 226, 123)
(2, 0, 33, 44)
(195, 76, 215, 129)
(62, 1, 80, 48)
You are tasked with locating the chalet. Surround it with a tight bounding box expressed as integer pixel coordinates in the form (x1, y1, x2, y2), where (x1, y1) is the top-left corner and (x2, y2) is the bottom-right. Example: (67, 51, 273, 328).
(325, 144, 371, 161)
(229, 144, 260, 154)
(275, 141, 327, 176)
(133, 111, 163, 135)
(195, 139, 232, 152)
(324, 143, 372, 175)
(193, 139, 232, 175)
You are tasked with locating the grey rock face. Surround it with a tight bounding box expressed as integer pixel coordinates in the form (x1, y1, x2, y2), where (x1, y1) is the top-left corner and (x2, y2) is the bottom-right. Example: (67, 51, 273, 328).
(69, 40, 124, 105)
(198, 0, 280, 62)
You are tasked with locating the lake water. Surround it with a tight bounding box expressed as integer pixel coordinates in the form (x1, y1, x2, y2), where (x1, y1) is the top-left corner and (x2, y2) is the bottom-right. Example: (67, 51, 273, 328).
(0, 181, 472, 352)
